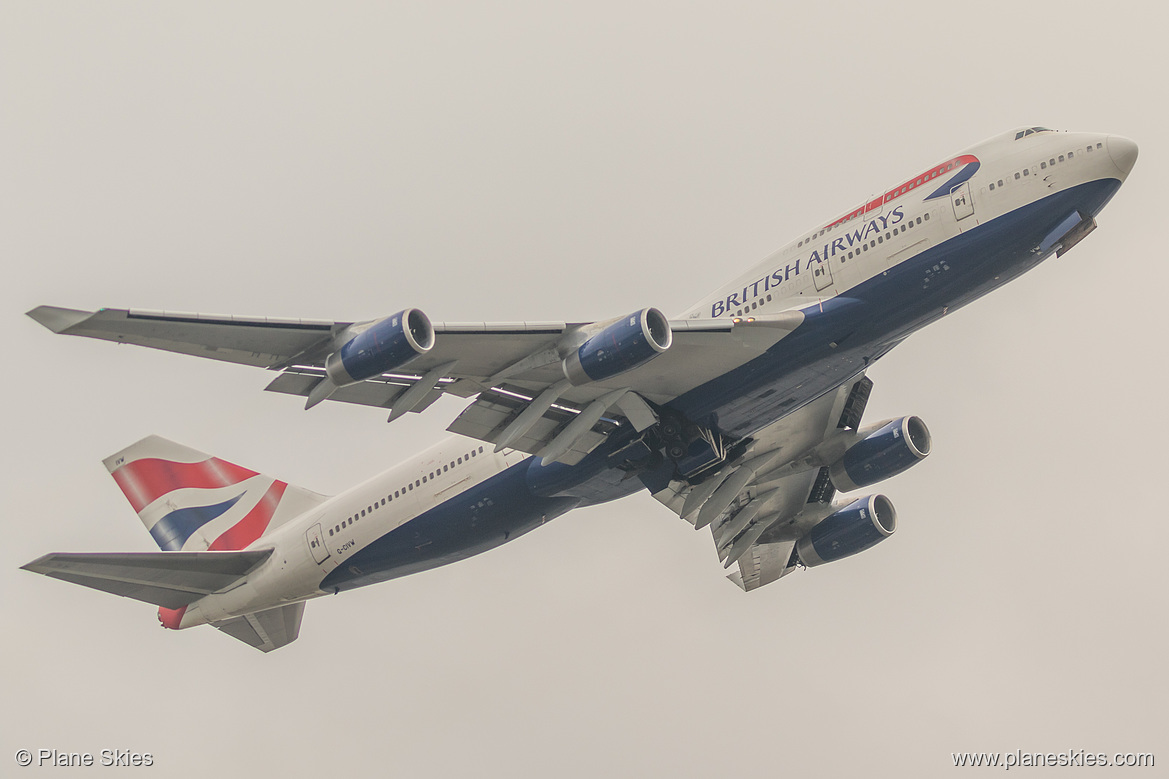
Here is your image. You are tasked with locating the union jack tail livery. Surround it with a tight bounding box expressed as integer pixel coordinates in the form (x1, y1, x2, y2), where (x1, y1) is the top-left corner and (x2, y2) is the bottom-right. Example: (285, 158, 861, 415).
(104, 435, 326, 552)
(22, 437, 330, 652)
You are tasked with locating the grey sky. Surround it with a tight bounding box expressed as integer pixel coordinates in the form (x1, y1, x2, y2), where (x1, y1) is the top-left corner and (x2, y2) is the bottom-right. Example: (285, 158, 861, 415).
(3, 2, 1165, 775)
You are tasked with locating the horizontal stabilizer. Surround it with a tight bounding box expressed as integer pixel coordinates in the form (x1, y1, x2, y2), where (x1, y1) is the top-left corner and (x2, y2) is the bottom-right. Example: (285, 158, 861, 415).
(214, 602, 304, 653)
(21, 549, 272, 610)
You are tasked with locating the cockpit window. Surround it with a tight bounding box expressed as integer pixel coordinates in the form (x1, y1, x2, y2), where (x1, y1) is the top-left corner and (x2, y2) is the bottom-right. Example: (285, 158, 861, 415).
(1015, 126, 1053, 140)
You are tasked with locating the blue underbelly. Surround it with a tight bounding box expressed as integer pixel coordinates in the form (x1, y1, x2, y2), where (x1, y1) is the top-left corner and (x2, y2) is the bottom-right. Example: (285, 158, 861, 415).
(320, 461, 580, 592)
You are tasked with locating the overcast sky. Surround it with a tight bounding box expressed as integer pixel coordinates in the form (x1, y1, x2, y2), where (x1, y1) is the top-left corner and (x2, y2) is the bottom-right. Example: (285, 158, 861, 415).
(3, 2, 1166, 776)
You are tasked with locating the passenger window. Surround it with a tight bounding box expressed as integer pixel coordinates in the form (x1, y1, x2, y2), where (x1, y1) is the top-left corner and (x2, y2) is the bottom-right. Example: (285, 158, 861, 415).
(1049, 158, 1055, 166)
(989, 183, 995, 191)
(329, 528, 334, 536)
(923, 213, 930, 221)
(1015, 172, 1021, 180)
(1087, 146, 1093, 153)
(998, 180, 1004, 186)
(1023, 169, 1029, 176)
(1040, 162, 1046, 169)
(1068, 151, 1074, 158)
(1058, 155, 1064, 162)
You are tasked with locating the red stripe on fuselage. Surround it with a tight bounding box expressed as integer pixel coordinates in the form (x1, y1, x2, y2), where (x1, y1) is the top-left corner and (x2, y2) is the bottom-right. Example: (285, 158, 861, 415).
(207, 481, 287, 551)
(112, 458, 259, 513)
(823, 154, 980, 230)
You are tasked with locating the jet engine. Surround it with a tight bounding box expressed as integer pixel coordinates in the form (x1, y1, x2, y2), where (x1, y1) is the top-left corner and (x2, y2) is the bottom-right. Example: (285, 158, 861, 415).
(829, 415, 931, 492)
(795, 494, 896, 567)
(562, 307, 672, 385)
(324, 308, 435, 386)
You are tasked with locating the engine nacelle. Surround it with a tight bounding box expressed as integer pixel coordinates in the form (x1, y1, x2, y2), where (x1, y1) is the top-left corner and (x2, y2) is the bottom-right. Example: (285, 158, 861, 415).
(829, 415, 931, 492)
(562, 307, 672, 385)
(324, 308, 434, 386)
(795, 494, 896, 567)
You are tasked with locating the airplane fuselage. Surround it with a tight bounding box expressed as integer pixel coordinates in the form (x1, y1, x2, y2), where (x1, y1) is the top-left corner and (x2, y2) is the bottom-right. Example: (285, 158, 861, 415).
(172, 128, 1136, 629)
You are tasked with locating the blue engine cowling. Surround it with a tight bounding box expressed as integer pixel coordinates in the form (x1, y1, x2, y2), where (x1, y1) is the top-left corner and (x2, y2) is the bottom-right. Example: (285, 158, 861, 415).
(562, 307, 672, 385)
(325, 308, 435, 386)
(828, 415, 931, 492)
(795, 494, 896, 567)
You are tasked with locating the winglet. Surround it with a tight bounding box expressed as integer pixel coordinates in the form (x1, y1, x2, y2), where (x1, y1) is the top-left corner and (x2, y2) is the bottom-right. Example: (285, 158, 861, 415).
(26, 305, 94, 334)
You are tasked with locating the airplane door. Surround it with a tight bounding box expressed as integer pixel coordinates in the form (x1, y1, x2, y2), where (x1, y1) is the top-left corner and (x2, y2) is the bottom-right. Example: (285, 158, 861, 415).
(812, 257, 834, 291)
(306, 523, 330, 564)
(951, 182, 974, 221)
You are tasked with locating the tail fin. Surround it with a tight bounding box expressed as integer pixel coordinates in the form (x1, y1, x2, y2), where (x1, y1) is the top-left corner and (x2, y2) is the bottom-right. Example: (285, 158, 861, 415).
(104, 436, 327, 552)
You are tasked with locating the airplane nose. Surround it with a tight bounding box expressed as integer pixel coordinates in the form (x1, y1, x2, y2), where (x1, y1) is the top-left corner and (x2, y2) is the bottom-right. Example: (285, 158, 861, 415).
(1106, 135, 1139, 178)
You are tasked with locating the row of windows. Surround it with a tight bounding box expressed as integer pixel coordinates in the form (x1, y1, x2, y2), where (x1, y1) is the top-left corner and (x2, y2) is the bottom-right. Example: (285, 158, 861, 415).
(327, 445, 487, 537)
(728, 214, 932, 318)
(988, 142, 1104, 191)
(840, 214, 929, 263)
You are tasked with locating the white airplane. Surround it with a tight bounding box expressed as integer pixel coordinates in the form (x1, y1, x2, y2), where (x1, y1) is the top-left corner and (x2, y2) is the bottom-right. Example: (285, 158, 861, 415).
(23, 127, 1137, 652)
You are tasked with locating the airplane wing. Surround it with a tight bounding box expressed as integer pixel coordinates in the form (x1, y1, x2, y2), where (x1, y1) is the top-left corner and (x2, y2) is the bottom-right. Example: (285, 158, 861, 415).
(29, 305, 806, 464)
(648, 375, 873, 591)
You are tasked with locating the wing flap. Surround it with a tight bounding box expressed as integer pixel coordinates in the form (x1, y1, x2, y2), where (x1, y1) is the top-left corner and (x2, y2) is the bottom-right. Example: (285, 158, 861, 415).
(446, 385, 610, 465)
(730, 540, 798, 591)
(265, 369, 408, 409)
(21, 549, 272, 609)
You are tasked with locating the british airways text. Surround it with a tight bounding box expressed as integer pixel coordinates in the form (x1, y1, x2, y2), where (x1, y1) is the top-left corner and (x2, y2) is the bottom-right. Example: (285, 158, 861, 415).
(711, 206, 905, 318)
